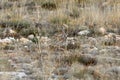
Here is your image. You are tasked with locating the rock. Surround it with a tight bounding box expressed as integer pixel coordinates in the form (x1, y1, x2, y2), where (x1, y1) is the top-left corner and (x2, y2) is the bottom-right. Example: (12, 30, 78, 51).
(28, 34, 34, 40)
(19, 37, 32, 44)
(0, 37, 15, 44)
(0, 72, 27, 78)
(0, 37, 16, 48)
(78, 30, 90, 36)
(105, 66, 120, 75)
(89, 47, 99, 56)
(98, 27, 107, 35)
(30, 37, 38, 43)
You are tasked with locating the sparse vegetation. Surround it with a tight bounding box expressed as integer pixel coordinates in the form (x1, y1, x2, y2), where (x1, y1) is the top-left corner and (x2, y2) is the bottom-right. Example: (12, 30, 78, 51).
(49, 13, 70, 25)
(0, 0, 120, 80)
(41, 0, 57, 10)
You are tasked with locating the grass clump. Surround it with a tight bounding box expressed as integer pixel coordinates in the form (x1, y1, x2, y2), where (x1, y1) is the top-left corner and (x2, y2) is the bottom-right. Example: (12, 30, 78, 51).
(69, 7, 80, 18)
(0, 59, 14, 71)
(0, 20, 31, 31)
(61, 54, 97, 67)
(41, 0, 57, 10)
(20, 27, 38, 37)
(0, 2, 14, 9)
(49, 14, 70, 25)
(25, 0, 36, 12)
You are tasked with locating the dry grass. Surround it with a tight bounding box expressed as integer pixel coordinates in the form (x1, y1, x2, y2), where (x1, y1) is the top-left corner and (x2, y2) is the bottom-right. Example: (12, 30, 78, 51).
(0, 0, 120, 80)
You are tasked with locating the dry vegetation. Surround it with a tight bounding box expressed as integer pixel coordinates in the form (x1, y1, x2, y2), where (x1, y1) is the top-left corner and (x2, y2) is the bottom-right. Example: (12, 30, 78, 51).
(0, 0, 120, 80)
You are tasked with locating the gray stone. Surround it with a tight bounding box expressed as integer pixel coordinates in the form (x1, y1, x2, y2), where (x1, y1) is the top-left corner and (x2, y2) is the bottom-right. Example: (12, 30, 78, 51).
(28, 34, 34, 40)
(0, 72, 27, 78)
(105, 66, 120, 74)
(89, 47, 99, 56)
(78, 30, 90, 36)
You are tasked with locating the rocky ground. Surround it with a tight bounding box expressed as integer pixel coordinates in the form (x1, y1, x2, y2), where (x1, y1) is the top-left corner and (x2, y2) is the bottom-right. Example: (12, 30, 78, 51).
(0, 0, 120, 80)
(0, 26, 120, 80)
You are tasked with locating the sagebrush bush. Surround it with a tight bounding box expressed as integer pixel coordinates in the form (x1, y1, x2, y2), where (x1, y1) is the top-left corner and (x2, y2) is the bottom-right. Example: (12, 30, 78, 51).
(49, 14, 70, 25)
(69, 7, 80, 18)
(19, 27, 38, 37)
(41, 0, 57, 10)
(0, 20, 31, 31)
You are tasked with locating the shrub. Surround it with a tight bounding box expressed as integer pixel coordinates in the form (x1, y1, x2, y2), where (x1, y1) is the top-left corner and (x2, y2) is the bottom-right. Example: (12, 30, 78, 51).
(19, 27, 38, 37)
(69, 7, 80, 18)
(49, 14, 70, 25)
(41, 0, 57, 10)
(0, 20, 31, 31)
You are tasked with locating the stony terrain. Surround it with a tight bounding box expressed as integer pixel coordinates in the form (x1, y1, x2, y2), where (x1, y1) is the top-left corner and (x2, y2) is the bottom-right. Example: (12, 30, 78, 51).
(0, 0, 120, 80)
